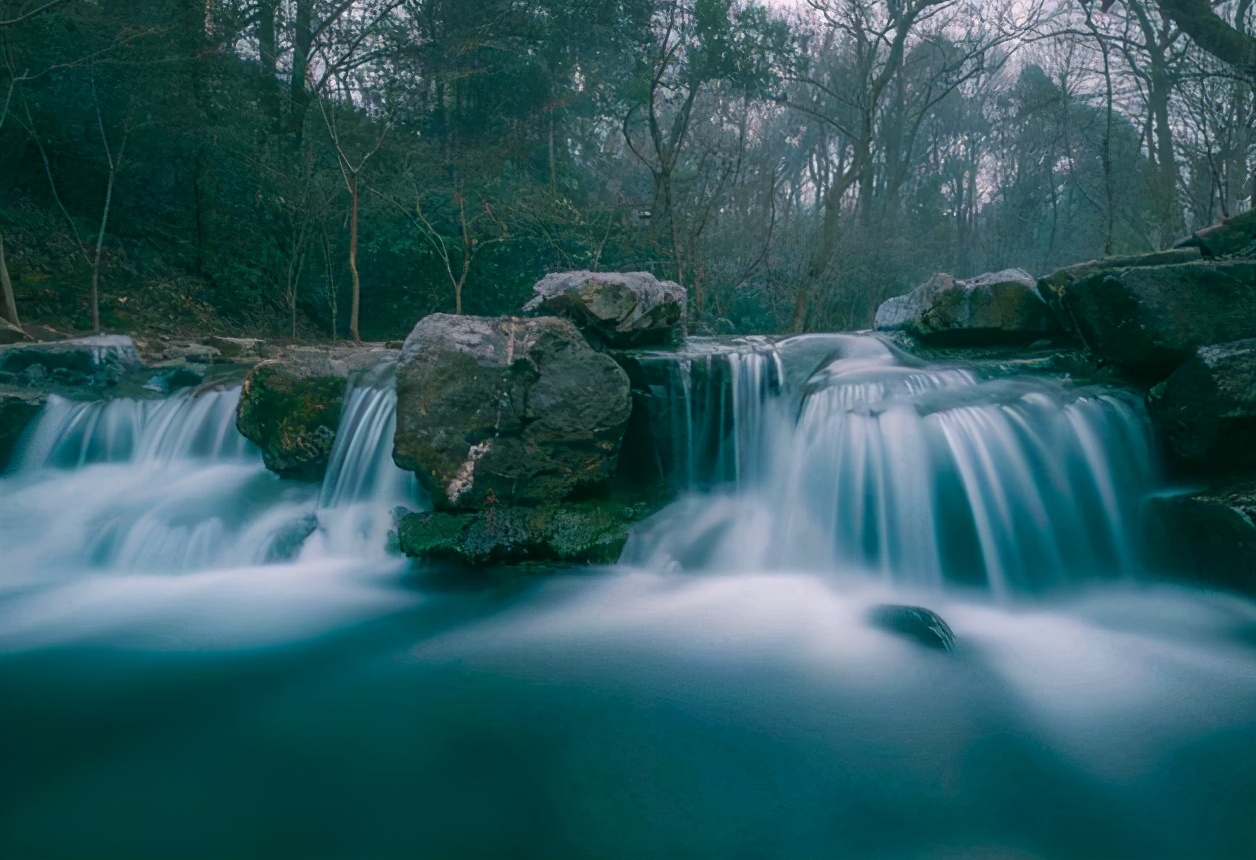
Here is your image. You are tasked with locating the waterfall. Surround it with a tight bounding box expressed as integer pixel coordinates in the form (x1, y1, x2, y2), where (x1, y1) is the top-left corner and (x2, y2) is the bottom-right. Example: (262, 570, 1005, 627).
(624, 334, 1157, 594)
(304, 369, 422, 559)
(1, 369, 422, 579)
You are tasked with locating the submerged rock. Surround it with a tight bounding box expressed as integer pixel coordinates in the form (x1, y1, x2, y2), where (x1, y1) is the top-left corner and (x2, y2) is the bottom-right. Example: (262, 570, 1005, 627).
(235, 354, 347, 480)
(1144, 479, 1256, 596)
(874, 269, 1060, 345)
(0, 334, 142, 387)
(1148, 339, 1256, 470)
(868, 604, 956, 652)
(0, 387, 46, 471)
(393, 314, 631, 510)
(523, 271, 686, 348)
(1060, 261, 1256, 379)
(397, 503, 634, 566)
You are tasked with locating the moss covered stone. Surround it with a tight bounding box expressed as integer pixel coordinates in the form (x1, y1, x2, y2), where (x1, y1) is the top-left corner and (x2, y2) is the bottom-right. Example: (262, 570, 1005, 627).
(397, 500, 653, 566)
(235, 356, 347, 479)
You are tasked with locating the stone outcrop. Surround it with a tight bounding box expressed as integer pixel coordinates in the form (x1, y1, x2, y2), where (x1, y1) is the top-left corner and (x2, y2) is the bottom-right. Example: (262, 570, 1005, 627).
(1058, 260, 1256, 379)
(0, 334, 142, 387)
(1147, 339, 1256, 471)
(397, 503, 637, 566)
(235, 353, 348, 479)
(523, 271, 686, 348)
(1036, 249, 1202, 336)
(393, 314, 632, 510)
(1144, 479, 1256, 596)
(874, 269, 1060, 345)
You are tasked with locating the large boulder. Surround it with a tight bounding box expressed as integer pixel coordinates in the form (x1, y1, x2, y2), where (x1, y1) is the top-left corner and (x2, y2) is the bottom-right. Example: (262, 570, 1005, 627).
(1059, 260, 1256, 379)
(1036, 249, 1202, 336)
(873, 269, 1060, 345)
(397, 503, 634, 566)
(0, 334, 142, 387)
(1144, 478, 1256, 596)
(1147, 339, 1256, 470)
(0, 387, 46, 472)
(523, 271, 686, 348)
(393, 314, 632, 510)
(235, 353, 348, 479)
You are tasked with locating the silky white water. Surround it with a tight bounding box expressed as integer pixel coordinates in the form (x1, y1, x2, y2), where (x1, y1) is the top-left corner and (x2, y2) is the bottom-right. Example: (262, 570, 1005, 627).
(1, 341, 1253, 859)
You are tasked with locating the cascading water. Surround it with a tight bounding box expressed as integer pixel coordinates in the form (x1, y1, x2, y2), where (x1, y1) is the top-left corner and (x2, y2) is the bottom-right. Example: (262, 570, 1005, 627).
(625, 334, 1156, 594)
(2, 339, 1254, 860)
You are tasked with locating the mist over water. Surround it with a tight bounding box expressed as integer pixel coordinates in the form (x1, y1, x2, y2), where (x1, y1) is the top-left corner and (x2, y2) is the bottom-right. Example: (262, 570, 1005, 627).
(2, 338, 1254, 859)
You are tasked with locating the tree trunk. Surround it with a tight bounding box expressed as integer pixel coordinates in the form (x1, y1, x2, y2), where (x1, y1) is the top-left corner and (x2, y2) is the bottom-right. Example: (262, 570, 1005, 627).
(348, 172, 361, 344)
(91, 154, 120, 334)
(291, 0, 312, 141)
(0, 234, 20, 328)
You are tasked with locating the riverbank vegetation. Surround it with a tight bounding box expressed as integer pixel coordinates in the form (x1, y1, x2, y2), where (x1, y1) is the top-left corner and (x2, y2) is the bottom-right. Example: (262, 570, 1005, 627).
(0, 0, 1251, 340)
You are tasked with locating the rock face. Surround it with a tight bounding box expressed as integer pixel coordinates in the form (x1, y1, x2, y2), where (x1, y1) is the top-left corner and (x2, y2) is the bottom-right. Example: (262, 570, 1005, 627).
(0, 387, 46, 472)
(1059, 261, 1256, 378)
(397, 504, 632, 566)
(1144, 479, 1256, 596)
(874, 269, 1060, 344)
(393, 314, 632, 510)
(1036, 249, 1202, 336)
(523, 271, 686, 348)
(0, 335, 142, 387)
(235, 354, 348, 479)
(1148, 340, 1256, 470)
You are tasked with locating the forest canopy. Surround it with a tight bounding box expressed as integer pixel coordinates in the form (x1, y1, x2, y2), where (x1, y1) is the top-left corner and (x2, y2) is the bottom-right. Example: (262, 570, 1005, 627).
(0, 0, 1252, 340)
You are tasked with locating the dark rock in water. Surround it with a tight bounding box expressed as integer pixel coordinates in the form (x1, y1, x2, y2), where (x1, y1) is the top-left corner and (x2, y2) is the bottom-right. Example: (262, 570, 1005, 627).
(262, 513, 319, 562)
(1144, 478, 1256, 596)
(874, 269, 1060, 345)
(144, 361, 207, 394)
(393, 314, 631, 510)
(1175, 208, 1256, 259)
(1037, 249, 1202, 336)
(0, 386, 46, 472)
(523, 271, 686, 348)
(1060, 261, 1256, 379)
(868, 604, 956, 652)
(236, 354, 348, 480)
(1148, 339, 1256, 470)
(0, 334, 142, 387)
(397, 503, 634, 566)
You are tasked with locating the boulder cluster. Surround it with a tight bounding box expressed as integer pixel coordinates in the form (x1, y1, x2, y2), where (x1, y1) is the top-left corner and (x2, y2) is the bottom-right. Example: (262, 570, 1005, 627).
(874, 208, 1256, 591)
(226, 271, 685, 566)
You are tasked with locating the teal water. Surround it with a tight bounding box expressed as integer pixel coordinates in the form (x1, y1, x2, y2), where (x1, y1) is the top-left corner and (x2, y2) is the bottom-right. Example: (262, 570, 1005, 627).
(2, 342, 1255, 859)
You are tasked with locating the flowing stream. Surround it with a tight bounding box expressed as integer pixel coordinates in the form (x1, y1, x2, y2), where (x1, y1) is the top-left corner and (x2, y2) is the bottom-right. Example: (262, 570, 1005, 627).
(2, 337, 1254, 859)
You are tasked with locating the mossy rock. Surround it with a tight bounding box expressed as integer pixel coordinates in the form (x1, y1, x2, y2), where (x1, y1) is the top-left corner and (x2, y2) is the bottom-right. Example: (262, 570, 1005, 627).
(397, 497, 663, 567)
(235, 357, 347, 480)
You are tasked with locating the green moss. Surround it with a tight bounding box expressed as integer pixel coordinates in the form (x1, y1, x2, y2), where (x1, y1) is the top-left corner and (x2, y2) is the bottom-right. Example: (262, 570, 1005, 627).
(396, 495, 664, 568)
(235, 361, 346, 479)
